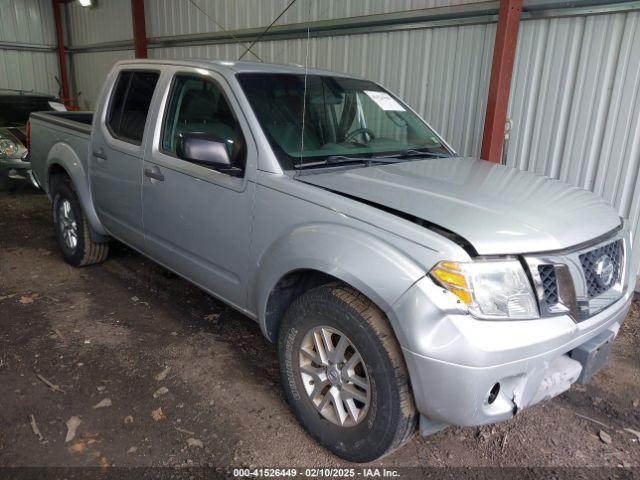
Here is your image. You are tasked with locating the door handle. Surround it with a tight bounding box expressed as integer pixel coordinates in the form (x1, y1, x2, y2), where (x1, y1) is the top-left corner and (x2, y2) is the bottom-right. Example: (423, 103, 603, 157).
(93, 149, 107, 161)
(144, 167, 164, 182)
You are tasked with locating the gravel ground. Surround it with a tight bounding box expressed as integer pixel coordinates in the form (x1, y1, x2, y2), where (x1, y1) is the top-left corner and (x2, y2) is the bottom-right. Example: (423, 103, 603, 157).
(0, 184, 639, 472)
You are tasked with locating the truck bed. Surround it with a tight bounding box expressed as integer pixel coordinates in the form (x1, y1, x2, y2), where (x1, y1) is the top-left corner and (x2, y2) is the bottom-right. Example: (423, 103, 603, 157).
(29, 111, 94, 194)
(31, 110, 93, 134)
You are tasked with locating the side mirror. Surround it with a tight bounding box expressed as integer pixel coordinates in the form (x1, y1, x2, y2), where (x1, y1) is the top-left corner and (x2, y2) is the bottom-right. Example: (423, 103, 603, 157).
(176, 132, 235, 171)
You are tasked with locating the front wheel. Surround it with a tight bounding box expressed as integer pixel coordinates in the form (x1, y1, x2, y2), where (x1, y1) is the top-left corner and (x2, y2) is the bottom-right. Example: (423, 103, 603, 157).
(52, 180, 109, 267)
(278, 283, 417, 462)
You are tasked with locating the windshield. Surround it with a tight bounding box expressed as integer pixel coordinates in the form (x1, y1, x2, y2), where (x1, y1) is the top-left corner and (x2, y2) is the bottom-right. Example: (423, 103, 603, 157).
(0, 95, 54, 127)
(237, 73, 450, 170)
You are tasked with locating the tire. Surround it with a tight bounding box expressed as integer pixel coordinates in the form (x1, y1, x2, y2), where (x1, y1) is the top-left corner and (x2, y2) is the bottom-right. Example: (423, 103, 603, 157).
(278, 283, 417, 463)
(52, 179, 109, 267)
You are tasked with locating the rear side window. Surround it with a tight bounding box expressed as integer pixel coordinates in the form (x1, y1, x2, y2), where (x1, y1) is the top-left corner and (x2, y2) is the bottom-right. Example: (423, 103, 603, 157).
(107, 70, 159, 145)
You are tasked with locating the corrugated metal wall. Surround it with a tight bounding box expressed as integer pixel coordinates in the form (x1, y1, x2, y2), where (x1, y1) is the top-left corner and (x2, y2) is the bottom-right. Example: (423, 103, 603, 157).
(146, 0, 485, 37)
(65, 0, 487, 111)
(72, 50, 135, 110)
(64, 0, 134, 110)
(61, 0, 640, 275)
(65, 0, 133, 46)
(0, 49, 60, 94)
(508, 11, 640, 275)
(0, 0, 56, 44)
(0, 0, 59, 95)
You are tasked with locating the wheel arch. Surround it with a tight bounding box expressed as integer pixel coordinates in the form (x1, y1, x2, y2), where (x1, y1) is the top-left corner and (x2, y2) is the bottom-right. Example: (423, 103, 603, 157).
(254, 223, 426, 343)
(45, 143, 108, 239)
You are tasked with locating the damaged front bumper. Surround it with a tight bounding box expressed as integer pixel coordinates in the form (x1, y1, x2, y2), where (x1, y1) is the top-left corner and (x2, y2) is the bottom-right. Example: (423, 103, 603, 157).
(391, 275, 633, 433)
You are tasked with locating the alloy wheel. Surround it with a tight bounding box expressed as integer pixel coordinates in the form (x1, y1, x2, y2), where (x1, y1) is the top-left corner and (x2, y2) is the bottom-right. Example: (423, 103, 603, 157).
(299, 326, 371, 427)
(58, 199, 78, 251)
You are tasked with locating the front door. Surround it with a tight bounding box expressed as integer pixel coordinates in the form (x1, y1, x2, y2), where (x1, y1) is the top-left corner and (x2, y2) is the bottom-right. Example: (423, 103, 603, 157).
(90, 70, 159, 250)
(142, 70, 255, 309)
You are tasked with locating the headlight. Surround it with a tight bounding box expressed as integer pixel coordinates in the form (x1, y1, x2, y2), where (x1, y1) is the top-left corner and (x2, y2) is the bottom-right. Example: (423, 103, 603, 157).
(0, 138, 18, 158)
(430, 259, 539, 320)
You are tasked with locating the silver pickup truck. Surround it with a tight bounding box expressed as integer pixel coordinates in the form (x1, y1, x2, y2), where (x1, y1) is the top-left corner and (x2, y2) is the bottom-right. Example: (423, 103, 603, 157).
(29, 59, 634, 462)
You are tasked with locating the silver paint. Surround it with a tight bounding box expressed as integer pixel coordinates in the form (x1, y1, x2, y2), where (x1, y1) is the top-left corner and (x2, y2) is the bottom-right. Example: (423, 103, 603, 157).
(28, 59, 634, 432)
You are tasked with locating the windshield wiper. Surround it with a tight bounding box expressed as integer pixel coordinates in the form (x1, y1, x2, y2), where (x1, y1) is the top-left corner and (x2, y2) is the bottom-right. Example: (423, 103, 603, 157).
(293, 148, 452, 170)
(294, 155, 408, 170)
(376, 148, 452, 159)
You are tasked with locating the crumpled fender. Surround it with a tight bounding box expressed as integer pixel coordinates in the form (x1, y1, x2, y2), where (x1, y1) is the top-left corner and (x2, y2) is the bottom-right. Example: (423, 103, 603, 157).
(46, 142, 107, 237)
(253, 222, 426, 341)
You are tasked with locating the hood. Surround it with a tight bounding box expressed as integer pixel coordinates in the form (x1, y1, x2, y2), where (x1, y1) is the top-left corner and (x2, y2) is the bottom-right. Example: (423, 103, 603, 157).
(298, 157, 621, 255)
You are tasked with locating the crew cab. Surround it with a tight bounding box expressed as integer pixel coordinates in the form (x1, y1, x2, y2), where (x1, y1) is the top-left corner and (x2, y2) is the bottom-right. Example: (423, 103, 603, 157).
(29, 60, 634, 462)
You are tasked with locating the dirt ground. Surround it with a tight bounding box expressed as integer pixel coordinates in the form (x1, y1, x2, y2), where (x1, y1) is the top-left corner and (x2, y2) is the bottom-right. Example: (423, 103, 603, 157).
(0, 184, 639, 472)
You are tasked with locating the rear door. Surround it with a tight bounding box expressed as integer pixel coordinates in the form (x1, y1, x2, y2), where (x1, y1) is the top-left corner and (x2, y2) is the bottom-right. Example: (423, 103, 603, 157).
(90, 69, 159, 250)
(141, 67, 257, 310)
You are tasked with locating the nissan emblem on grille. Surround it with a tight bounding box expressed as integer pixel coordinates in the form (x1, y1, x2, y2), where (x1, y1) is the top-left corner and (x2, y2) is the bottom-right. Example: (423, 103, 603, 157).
(579, 240, 622, 298)
(595, 255, 615, 289)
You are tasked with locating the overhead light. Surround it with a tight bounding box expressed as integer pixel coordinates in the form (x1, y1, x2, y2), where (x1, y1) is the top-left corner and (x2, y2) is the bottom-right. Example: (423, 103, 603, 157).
(78, 0, 93, 7)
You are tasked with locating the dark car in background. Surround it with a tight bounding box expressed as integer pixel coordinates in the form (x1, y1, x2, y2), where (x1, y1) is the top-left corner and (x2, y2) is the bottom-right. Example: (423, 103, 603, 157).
(0, 90, 62, 188)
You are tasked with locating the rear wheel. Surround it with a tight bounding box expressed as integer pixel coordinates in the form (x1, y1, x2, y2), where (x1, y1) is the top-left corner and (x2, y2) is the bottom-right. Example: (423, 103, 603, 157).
(278, 283, 417, 462)
(52, 180, 109, 267)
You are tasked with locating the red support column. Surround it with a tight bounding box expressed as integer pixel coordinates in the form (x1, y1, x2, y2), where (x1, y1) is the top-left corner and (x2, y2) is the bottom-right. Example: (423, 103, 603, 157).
(131, 0, 147, 59)
(52, 0, 71, 104)
(480, 0, 522, 163)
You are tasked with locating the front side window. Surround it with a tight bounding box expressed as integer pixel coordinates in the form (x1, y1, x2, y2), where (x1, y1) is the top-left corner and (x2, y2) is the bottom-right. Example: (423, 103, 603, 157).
(237, 73, 449, 170)
(107, 70, 159, 144)
(161, 75, 246, 172)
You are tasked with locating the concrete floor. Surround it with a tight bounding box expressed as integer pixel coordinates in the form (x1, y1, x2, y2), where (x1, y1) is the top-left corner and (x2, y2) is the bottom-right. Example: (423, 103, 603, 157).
(1, 184, 639, 469)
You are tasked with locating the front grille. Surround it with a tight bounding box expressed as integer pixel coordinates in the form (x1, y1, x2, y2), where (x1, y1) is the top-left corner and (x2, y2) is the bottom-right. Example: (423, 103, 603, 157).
(579, 239, 623, 298)
(538, 265, 558, 306)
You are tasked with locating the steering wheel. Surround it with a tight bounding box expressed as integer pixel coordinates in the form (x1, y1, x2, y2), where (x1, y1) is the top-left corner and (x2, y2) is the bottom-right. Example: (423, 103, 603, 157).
(343, 128, 376, 143)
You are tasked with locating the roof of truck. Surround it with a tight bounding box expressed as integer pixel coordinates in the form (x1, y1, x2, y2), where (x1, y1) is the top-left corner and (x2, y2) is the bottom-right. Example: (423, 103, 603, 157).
(115, 59, 364, 79)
